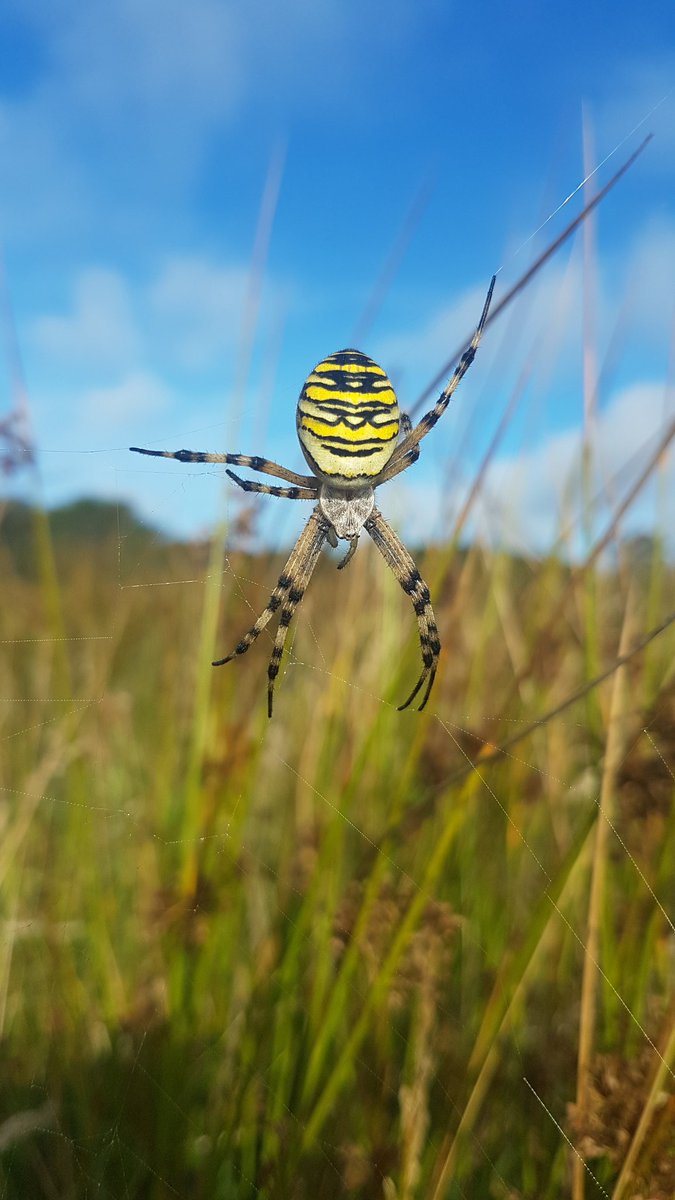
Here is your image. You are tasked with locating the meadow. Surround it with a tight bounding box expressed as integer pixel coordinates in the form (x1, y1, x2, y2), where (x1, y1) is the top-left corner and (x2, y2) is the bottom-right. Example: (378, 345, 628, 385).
(1, 482, 673, 1198)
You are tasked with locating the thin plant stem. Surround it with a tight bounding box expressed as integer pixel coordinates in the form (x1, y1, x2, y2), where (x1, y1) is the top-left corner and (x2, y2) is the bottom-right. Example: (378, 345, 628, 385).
(573, 592, 635, 1198)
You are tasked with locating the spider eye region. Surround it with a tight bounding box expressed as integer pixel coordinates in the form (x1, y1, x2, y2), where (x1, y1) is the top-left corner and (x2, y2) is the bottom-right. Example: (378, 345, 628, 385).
(297, 348, 400, 484)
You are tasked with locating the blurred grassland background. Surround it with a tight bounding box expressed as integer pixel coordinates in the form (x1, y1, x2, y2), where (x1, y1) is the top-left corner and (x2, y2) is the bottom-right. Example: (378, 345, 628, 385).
(1, 342, 674, 1198)
(1, 4, 675, 1194)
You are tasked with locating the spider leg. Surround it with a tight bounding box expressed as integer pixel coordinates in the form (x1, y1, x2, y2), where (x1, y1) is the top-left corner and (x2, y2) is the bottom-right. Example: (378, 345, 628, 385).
(376, 446, 420, 484)
(130, 445, 316, 488)
(374, 412, 420, 485)
(336, 536, 359, 570)
(225, 468, 318, 500)
(381, 276, 495, 484)
(365, 507, 440, 711)
(213, 507, 329, 716)
(265, 527, 328, 716)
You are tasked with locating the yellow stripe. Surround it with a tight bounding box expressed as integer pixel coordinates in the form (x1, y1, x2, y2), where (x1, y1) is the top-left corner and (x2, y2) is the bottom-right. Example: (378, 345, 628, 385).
(300, 417, 397, 442)
(304, 385, 398, 406)
(300, 403, 398, 426)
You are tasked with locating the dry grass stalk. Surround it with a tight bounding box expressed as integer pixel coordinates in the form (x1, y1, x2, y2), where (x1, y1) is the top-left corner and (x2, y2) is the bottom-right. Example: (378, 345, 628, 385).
(572, 592, 636, 1198)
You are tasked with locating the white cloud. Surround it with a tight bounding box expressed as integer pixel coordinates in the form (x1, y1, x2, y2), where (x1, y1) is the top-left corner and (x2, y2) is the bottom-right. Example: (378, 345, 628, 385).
(0, 96, 91, 241)
(375, 205, 675, 433)
(0, 0, 435, 242)
(52, 0, 243, 120)
(620, 216, 675, 343)
(390, 378, 674, 555)
(380, 257, 587, 375)
(593, 380, 672, 480)
(27, 253, 282, 377)
(30, 269, 139, 366)
(593, 56, 675, 176)
(375, 280, 499, 381)
(484, 378, 672, 545)
(29, 0, 370, 123)
(148, 257, 250, 369)
(80, 369, 171, 431)
(45, 0, 431, 120)
(0, 3, 242, 243)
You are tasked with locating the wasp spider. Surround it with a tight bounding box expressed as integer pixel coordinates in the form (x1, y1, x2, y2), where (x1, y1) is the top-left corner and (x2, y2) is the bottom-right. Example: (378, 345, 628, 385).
(131, 277, 495, 715)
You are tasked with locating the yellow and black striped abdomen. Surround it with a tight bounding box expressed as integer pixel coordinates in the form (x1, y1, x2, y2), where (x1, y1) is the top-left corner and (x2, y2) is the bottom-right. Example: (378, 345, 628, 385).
(296, 349, 400, 485)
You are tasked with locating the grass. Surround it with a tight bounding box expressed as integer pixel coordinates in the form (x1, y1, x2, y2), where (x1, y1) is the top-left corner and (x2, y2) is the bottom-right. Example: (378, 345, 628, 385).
(0, 488, 674, 1199)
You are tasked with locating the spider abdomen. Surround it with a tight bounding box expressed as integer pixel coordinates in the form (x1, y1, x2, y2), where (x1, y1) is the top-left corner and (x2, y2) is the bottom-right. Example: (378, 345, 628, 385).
(297, 349, 400, 486)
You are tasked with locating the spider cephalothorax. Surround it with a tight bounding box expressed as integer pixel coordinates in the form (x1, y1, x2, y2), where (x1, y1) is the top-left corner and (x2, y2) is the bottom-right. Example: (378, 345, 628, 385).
(131, 276, 494, 715)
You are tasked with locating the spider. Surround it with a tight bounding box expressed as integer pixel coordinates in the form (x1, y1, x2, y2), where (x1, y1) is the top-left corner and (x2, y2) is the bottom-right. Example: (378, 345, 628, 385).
(131, 275, 495, 716)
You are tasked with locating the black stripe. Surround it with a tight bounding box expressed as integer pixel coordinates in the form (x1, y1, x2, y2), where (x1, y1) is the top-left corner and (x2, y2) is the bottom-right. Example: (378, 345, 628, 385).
(317, 441, 395, 454)
(320, 444, 385, 458)
(297, 410, 393, 429)
(308, 373, 386, 386)
(305, 431, 396, 449)
(320, 349, 376, 366)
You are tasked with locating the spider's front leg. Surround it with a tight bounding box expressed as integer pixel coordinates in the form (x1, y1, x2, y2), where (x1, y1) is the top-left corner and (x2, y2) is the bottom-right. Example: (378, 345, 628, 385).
(129, 444, 316, 488)
(373, 412, 420, 486)
(379, 277, 495, 484)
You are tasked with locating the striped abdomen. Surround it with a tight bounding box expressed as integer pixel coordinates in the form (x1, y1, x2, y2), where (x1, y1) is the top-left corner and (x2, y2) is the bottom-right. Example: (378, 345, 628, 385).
(296, 349, 400, 485)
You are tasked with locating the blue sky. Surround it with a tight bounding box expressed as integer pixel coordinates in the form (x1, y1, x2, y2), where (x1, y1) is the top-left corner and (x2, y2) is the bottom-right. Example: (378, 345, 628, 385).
(1, 0, 674, 554)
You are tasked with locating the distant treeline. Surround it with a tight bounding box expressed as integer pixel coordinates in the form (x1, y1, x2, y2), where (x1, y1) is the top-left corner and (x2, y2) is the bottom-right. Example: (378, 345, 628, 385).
(0, 498, 167, 578)
(0, 496, 664, 583)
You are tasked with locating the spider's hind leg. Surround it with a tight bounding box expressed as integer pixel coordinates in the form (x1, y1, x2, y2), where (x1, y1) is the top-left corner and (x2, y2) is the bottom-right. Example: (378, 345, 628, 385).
(365, 507, 440, 712)
(213, 507, 329, 716)
(395, 567, 439, 711)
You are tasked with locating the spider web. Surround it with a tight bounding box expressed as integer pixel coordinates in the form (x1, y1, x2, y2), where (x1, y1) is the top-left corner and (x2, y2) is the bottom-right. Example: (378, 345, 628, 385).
(2, 157, 675, 1200)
